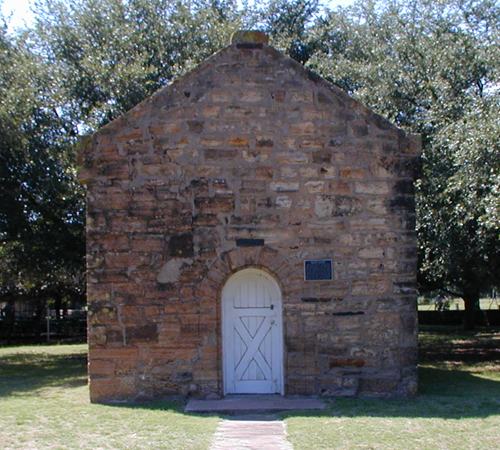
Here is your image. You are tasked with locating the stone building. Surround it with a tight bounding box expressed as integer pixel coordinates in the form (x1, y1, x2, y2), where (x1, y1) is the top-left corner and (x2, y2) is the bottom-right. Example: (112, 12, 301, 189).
(79, 31, 421, 402)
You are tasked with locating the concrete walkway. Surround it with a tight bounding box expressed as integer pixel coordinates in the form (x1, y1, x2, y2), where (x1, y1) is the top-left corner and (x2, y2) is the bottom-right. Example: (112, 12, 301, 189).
(210, 415, 293, 450)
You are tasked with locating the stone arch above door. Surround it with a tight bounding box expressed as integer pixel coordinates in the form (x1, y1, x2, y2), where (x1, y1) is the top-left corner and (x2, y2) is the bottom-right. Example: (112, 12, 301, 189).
(196, 246, 297, 300)
(192, 246, 295, 396)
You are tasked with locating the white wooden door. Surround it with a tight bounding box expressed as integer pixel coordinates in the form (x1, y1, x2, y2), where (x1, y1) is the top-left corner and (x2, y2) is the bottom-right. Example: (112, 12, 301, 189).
(222, 268, 284, 395)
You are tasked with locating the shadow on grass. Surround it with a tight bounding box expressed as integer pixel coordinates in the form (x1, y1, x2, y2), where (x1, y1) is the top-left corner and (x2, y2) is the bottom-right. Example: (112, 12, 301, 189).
(1, 346, 498, 420)
(107, 366, 500, 421)
(278, 366, 500, 420)
(419, 325, 500, 365)
(419, 366, 500, 397)
(0, 352, 87, 397)
(107, 399, 222, 418)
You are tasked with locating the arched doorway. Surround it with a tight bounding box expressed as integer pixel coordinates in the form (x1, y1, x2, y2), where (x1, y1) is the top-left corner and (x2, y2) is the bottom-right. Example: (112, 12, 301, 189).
(222, 268, 284, 395)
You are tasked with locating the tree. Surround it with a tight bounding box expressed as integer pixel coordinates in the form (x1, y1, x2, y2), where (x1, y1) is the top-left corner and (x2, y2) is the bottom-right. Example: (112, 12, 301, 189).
(259, 0, 322, 64)
(33, 0, 248, 131)
(1, 0, 250, 327)
(0, 0, 252, 330)
(0, 15, 85, 325)
(2, 0, 498, 331)
(418, 97, 499, 328)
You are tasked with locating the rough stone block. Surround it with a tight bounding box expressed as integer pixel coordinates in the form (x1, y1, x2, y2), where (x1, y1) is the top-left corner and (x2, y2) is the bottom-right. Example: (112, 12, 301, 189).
(270, 182, 300, 192)
(168, 233, 194, 257)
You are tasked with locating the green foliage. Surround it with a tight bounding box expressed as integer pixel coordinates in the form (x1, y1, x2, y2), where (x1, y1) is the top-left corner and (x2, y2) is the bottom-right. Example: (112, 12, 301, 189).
(418, 97, 500, 299)
(308, 0, 498, 129)
(0, 16, 85, 310)
(260, 0, 321, 63)
(1, 0, 248, 317)
(33, 0, 248, 131)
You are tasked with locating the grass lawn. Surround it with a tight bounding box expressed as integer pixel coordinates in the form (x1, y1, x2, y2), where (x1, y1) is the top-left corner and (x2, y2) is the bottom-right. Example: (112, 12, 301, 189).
(0, 345, 218, 449)
(0, 327, 499, 449)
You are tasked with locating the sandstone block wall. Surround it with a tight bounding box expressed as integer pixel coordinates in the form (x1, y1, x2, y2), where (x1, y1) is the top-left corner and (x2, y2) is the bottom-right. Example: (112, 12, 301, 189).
(80, 40, 421, 402)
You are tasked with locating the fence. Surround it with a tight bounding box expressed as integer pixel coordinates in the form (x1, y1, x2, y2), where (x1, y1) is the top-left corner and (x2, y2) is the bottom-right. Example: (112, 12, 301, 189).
(0, 315, 87, 344)
(418, 309, 500, 326)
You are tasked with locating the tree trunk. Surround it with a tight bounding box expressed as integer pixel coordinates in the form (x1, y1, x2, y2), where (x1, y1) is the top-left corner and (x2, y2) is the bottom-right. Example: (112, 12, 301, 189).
(463, 292, 480, 330)
(4, 297, 16, 344)
(54, 294, 62, 320)
(34, 298, 48, 342)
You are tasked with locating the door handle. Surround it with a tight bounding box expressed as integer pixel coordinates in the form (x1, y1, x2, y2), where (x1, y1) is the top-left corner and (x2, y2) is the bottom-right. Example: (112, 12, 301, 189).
(270, 304, 274, 310)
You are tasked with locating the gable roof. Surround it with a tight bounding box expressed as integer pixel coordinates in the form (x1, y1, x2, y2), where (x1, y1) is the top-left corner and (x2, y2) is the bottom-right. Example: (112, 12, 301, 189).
(77, 34, 420, 177)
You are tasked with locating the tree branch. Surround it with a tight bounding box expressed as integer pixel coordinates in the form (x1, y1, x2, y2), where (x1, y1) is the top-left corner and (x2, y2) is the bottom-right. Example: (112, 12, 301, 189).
(440, 287, 463, 298)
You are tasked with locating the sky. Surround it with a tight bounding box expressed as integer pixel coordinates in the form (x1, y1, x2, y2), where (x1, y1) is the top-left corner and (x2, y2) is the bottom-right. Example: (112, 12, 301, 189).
(2, 0, 356, 31)
(2, 0, 33, 30)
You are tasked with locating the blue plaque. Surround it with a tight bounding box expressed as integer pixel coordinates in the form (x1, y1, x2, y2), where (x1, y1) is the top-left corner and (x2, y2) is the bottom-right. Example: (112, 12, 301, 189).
(304, 259, 333, 281)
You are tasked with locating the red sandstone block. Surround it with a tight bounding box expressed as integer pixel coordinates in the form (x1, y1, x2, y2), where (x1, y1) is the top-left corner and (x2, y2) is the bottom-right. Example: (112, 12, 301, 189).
(229, 136, 250, 147)
(354, 181, 391, 195)
(202, 106, 220, 117)
(97, 162, 129, 179)
(89, 358, 115, 376)
(275, 152, 308, 164)
(89, 377, 136, 402)
(179, 286, 194, 298)
(181, 323, 212, 334)
(210, 89, 232, 102)
(120, 305, 140, 318)
(301, 138, 324, 149)
(240, 90, 264, 102)
(130, 236, 164, 252)
(194, 369, 219, 380)
(340, 168, 366, 179)
(200, 137, 224, 147)
(144, 306, 161, 317)
(352, 277, 390, 296)
(194, 196, 234, 213)
(110, 216, 147, 233)
(117, 128, 143, 141)
(271, 90, 286, 102)
(90, 347, 139, 360)
(329, 181, 352, 195)
(289, 122, 315, 135)
(86, 288, 111, 303)
(98, 145, 121, 160)
(329, 358, 365, 368)
(359, 378, 399, 394)
(97, 232, 127, 250)
(204, 149, 237, 159)
(105, 253, 131, 269)
(197, 289, 223, 308)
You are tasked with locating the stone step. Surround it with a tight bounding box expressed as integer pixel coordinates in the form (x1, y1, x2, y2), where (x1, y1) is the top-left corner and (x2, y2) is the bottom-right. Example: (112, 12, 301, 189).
(185, 395, 327, 414)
